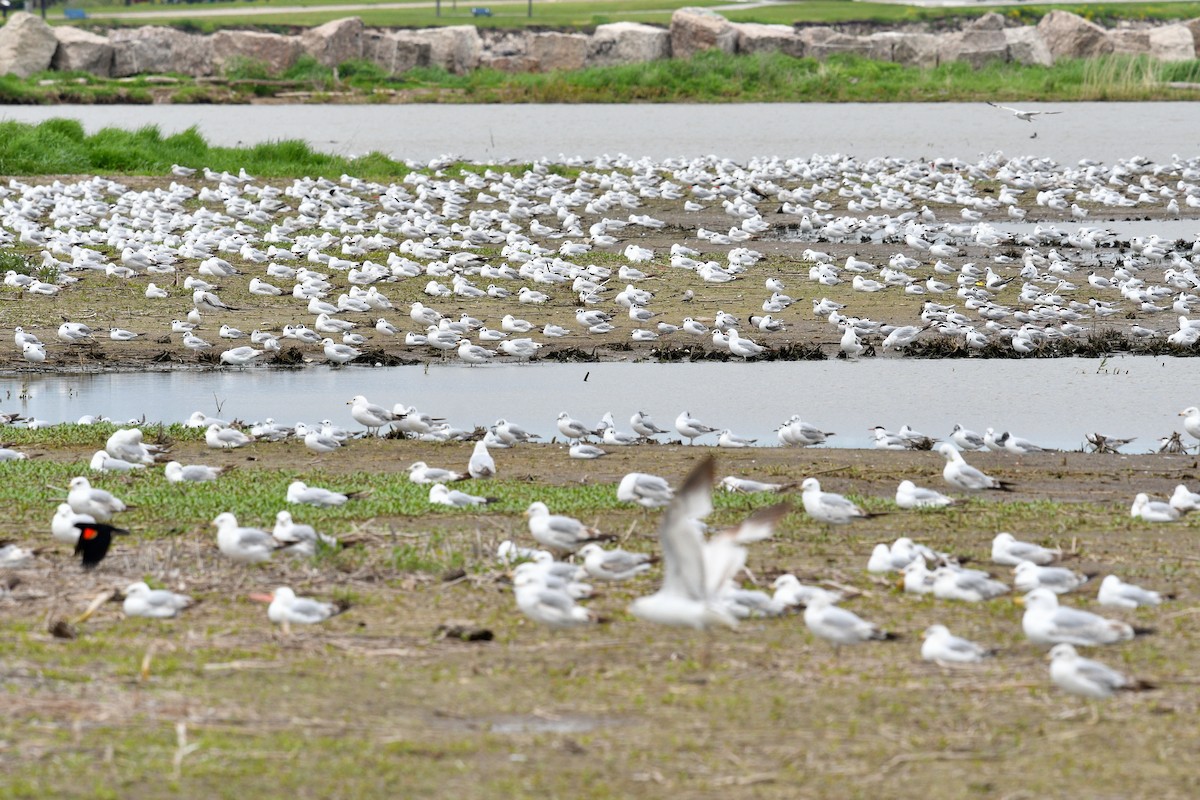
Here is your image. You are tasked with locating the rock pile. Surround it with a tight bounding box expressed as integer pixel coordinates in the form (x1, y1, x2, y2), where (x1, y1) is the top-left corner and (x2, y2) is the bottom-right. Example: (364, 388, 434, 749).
(0, 8, 1196, 80)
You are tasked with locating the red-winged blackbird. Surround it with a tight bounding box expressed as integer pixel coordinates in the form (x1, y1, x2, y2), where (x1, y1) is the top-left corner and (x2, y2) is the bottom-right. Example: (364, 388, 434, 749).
(74, 522, 129, 569)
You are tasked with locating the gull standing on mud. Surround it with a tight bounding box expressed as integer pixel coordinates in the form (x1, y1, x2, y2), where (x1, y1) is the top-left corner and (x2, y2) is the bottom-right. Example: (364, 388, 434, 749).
(675, 411, 717, 445)
(937, 443, 1013, 492)
(801, 478, 878, 526)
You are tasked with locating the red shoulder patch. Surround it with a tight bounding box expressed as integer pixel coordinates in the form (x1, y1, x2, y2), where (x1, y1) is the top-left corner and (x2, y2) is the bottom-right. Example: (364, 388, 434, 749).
(81, 527, 99, 539)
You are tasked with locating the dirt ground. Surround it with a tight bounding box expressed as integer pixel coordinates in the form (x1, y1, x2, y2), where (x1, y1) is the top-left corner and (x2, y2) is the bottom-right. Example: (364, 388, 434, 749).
(2, 439, 1199, 798)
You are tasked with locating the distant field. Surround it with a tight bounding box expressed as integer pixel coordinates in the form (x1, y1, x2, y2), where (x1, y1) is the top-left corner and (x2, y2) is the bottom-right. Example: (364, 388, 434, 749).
(45, 0, 1200, 31)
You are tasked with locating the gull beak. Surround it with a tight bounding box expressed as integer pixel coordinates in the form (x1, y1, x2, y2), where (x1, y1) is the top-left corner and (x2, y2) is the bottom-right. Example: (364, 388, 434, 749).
(1013, 595, 1026, 607)
(248, 592, 274, 604)
(895, 577, 906, 591)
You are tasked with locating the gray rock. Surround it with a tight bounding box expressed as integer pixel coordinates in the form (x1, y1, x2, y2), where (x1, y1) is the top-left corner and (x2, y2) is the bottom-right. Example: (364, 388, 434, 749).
(871, 31, 938, 68)
(736, 23, 804, 57)
(394, 25, 481, 74)
(212, 30, 301, 76)
(1185, 19, 1200, 55)
(968, 12, 1008, 31)
(528, 32, 588, 71)
(51, 25, 113, 77)
(300, 17, 363, 68)
(481, 29, 528, 59)
(480, 54, 539, 72)
(670, 7, 737, 59)
(1004, 26, 1053, 67)
(362, 30, 429, 75)
(1037, 10, 1112, 59)
(939, 29, 1007, 68)
(1149, 24, 1195, 61)
(800, 29, 886, 61)
(586, 22, 669, 67)
(1109, 29, 1151, 56)
(0, 12, 60, 78)
(110, 26, 212, 77)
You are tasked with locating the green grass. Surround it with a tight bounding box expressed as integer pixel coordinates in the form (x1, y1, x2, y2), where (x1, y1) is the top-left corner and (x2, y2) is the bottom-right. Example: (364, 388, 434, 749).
(5, 50, 1200, 112)
(0, 118, 409, 180)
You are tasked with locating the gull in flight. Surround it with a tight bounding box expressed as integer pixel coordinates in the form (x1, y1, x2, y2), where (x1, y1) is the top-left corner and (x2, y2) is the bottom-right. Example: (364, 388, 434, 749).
(986, 101, 1062, 122)
(629, 458, 774, 630)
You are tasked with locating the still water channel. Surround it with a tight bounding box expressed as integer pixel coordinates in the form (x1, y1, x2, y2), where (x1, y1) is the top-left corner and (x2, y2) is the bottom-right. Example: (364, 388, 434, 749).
(6, 356, 1198, 450)
(2, 103, 1196, 165)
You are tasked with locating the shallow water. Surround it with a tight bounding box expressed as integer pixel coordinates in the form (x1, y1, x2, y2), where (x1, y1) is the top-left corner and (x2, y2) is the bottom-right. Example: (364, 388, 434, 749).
(7, 356, 1197, 450)
(1, 103, 1194, 165)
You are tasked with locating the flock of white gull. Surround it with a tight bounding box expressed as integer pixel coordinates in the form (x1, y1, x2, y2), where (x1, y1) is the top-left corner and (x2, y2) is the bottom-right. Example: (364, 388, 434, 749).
(2, 150, 1200, 369)
(3, 148, 1200, 702)
(1, 391, 1197, 702)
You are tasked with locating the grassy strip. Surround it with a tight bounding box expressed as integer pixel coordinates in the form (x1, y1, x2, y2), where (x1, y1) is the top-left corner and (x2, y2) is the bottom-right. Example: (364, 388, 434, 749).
(4, 52, 1200, 111)
(0, 116, 409, 179)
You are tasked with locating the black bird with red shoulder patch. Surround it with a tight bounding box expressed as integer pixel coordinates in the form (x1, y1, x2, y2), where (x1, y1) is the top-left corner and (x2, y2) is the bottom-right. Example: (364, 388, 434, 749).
(74, 522, 129, 569)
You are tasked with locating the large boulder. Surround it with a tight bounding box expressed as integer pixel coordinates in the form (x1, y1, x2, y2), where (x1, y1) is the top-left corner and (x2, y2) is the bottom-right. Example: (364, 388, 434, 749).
(871, 31, 938, 68)
(968, 12, 1008, 31)
(1185, 19, 1200, 55)
(939, 29, 1008, 67)
(528, 31, 588, 71)
(394, 26, 481, 74)
(670, 7, 737, 59)
(586, 22, 669, 67)
(1037, 10, 1112, 59)
(51, 25, 113, 77)
(363, 30, 430, 75)
(1109, 29, 1150, 56)
(1004, 26, 1053, 66)
(0, 12, 59, 78)
(212, 30, 301, 75)
(736, 23, 804, 58)
(800, 28, 886, 61)
(110, 26, 212, 77)
(1149, 24, 1196, 61)
(300, 17, 363, 67)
